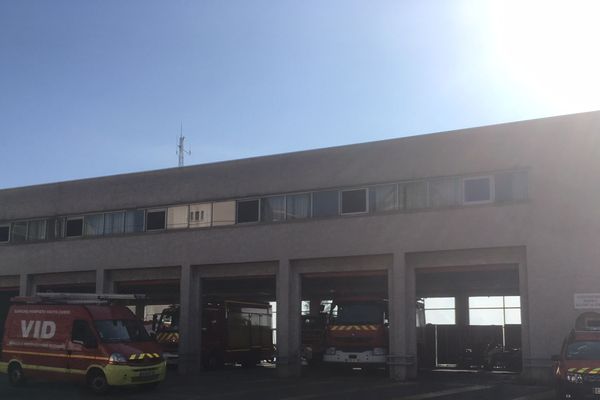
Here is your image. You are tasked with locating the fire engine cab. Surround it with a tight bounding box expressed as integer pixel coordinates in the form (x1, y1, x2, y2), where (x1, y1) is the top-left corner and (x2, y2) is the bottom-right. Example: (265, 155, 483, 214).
(553, 312, 600, 400)
(0, 293, 166, 394)
(323, 297, 389, 366)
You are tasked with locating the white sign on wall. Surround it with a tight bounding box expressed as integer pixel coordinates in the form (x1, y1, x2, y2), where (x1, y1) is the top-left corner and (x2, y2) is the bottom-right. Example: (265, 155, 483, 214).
(574, 293, 600, 309)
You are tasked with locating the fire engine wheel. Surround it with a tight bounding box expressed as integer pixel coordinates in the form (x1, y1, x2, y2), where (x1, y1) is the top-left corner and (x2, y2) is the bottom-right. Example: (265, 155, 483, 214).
(7, 363, 25, 387)
(87, 370, 110, 394)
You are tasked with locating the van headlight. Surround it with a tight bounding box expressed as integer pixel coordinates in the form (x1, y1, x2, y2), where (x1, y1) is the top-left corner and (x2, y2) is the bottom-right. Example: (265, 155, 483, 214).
(373, 347, 387, 356)
(108, 353, 128, 365)
(325, 347, 336, 355)
(566, 372, 583, 384)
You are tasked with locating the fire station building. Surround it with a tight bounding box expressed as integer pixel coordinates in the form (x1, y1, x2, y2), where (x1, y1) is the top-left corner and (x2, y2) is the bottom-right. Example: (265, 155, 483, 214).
(1, 111, 599, 382)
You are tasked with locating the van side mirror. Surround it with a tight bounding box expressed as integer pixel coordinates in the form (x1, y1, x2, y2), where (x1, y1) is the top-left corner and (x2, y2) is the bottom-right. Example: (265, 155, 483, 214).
(551, 354, 560, 362)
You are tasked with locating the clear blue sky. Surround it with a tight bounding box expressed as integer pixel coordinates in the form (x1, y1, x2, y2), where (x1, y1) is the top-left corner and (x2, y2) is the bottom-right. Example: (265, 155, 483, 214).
(1, 0, 599, 189)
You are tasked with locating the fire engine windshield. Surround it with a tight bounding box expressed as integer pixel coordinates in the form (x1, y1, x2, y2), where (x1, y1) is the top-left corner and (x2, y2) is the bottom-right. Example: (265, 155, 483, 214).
(94, 320, 152, 343)
(566, 341, 600, 360)
(333, 303, 385, 325)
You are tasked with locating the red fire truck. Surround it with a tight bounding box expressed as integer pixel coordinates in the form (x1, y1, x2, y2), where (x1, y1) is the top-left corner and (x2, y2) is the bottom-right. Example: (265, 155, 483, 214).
(153, 299, 274, 368)
(0, 293, 166, 394)
(323, 297, 389, 366)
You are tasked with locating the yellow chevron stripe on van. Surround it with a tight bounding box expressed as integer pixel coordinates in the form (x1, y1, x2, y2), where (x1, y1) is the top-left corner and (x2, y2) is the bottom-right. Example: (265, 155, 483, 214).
(129, 353, 161, 360)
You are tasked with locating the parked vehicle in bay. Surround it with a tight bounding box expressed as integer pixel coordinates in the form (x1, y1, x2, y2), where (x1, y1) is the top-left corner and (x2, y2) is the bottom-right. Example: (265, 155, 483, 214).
(0, 293, 166, 394)
(553, 312, 600, 400)
(323, 297, 390, 367)
(153, 299, 274, 368)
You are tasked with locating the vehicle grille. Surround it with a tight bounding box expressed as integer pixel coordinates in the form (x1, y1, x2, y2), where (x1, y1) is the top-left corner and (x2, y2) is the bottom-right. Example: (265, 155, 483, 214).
(333, 337, 372, 345)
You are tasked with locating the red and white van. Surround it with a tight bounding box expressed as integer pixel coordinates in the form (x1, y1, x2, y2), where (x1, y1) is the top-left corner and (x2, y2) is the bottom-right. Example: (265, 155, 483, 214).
(0, 293, 166, 393)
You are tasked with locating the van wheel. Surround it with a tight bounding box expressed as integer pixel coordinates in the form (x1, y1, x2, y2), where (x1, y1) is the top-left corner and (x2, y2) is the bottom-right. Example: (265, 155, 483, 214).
(87, 370, 110, 394)
(8, 363, 25, 387)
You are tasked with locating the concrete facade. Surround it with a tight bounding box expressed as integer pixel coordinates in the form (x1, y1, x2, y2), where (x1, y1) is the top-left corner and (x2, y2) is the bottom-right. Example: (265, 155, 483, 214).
(2, 111, 600, 381)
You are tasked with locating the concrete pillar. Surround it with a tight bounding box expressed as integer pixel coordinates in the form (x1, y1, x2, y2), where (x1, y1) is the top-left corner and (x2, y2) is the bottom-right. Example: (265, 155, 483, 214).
(95, 269, 114, 294)
(135, 302, 145, 320)
(178, 264, 202, 375)
(276, 259, 302, 377)
(388, 253, 409, 380)
(405, 264, 418, 379)
(19, 274, 32, 297)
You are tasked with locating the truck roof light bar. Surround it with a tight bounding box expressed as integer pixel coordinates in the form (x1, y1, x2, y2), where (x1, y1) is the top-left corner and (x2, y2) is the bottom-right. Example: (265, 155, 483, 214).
(11, 293, 146, 304)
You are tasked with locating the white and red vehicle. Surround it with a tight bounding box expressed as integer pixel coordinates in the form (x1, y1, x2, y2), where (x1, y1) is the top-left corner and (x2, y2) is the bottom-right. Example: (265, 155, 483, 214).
(323, 297, 389, 366)
(0, 293, 166, 394)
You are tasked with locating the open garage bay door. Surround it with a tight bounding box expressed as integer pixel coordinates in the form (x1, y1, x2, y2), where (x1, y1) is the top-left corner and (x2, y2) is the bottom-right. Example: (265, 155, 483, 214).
(416, 265, 522, 372)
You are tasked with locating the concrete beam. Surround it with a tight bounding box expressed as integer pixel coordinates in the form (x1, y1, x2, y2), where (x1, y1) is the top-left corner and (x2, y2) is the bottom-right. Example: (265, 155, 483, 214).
(178, 264, 202, 375)
(276, 259, 301, 377)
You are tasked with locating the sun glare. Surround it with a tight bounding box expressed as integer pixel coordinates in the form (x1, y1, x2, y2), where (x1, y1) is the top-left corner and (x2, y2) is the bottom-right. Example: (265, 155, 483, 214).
(489, 0, 600, 113)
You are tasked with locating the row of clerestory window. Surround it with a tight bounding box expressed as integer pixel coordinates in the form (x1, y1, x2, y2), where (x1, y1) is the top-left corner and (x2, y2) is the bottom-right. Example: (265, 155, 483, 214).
(0, 170, 528, 244)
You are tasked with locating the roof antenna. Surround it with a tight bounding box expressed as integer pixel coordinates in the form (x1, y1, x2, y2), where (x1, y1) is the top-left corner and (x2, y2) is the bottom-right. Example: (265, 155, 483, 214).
(176, 122, 191, 167)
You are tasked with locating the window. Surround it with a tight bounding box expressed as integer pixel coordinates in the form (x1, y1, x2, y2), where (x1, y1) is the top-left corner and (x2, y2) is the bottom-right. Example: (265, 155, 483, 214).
(71, 320, 96, 345)
(125, 210, 145, 233)
(189, 203, 212, 228)
(0, 225, 9, 242)
(468, 296, 521, 325)
(423, 297, 455, 325)
(405, 181, 428, 209)
(46, 218, 63, 240)
(236, 199, 260, 223)
(261, 196, 285, 222)
(27, 220, 47, 241)
(146, 210, 166, 231)
(463, 176, 493, 204)
(84, 214, 104, 236)
(167, 205, 189, 229)
(94, 320, 150, 343)
(11, 222, 27, 242)
(341, 189, 367, 214)
(429, 178, 460, 208)
(212, 201, 235, 226)
(286, 193, 311, 220)
(65, 218, 83, 237)
(494, 170, 528, 202)
(312, 190, 339, 217)
(369, 184, 397, 212)
(104, 212, 125, 235)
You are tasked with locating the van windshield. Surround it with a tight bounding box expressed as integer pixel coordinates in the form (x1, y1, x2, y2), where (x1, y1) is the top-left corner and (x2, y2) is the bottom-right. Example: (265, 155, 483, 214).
(94, 320, 151, 343)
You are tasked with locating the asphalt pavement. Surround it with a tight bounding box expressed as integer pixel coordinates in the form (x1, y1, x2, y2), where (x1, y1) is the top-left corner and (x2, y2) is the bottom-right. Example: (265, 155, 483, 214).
(0, 364, 555, 400)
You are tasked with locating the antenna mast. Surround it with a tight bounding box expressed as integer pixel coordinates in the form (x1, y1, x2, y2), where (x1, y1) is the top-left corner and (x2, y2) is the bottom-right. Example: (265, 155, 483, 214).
(176, 123, 191, 167)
